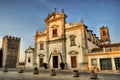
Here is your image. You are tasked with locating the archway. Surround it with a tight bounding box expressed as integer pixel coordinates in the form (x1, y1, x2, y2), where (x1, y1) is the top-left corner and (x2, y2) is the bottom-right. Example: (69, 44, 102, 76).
(48, 49, 63, 69)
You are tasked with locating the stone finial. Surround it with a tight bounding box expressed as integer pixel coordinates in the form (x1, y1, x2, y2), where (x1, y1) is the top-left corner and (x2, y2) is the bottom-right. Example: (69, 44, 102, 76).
(36, 29, 38, 33)
(62, 8, 64, 13)
(48, 13, 49, 16)
(80, 17, 84, 25)
(54, 8, 56, 12)
(29, 46, 31, 48)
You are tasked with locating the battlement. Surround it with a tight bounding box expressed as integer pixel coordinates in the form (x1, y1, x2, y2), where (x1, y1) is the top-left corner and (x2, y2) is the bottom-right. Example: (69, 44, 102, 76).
(100, 26, 108, 29)
(4, 35, 20, 41)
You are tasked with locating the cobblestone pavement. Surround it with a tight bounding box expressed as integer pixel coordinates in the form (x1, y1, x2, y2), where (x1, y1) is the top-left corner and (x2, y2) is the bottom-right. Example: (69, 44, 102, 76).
(0, 69, 120, 80)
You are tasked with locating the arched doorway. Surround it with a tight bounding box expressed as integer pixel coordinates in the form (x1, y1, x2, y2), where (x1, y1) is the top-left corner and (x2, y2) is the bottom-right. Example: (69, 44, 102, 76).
(48, 49, 62, 69)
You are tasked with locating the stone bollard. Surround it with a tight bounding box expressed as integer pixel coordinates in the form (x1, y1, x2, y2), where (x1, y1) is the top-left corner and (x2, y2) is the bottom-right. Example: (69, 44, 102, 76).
(50, 69, 56, 76)
(73, 70, 79, 77)
(90, 71, 98, 79)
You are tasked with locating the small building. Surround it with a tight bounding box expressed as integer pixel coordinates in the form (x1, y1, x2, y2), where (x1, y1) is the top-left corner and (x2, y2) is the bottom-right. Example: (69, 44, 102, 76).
(2, 35, 21, 68)
(87, 43, 120, 72)
(25, 46, 34, 68)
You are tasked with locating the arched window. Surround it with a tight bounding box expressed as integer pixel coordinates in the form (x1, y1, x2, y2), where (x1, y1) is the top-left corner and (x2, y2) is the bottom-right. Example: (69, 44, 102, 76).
(28, 57, 31, 63)
(103, 31, 106, 36)
(53, 29, 58, 37)
(51, 24, 59, 37)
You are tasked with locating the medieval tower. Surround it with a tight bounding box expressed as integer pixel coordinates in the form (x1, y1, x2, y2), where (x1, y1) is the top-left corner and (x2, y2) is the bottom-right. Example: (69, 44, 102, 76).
(2, 35, 21, 68)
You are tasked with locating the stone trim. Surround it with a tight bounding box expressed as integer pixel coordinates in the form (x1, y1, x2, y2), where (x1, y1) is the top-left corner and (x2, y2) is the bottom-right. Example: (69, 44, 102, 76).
(38, 53, 45, 57)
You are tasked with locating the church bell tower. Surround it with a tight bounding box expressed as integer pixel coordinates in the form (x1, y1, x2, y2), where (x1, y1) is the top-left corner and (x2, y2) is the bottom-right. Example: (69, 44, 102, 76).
(100, 26, 111, 45)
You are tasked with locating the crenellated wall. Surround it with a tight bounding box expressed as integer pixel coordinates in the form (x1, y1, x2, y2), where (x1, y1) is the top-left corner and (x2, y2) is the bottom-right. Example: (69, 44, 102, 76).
(2, 35, 21, 68)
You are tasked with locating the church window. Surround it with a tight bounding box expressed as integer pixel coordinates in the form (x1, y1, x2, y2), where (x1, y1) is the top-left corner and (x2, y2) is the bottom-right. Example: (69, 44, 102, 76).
(28, 57, 31, 63)
(103, 31, 106, 36)
(40, 41, 44, 50)
(69, 35, 76, 46)
(40, 42, 44, 50)
(53, 29, 58, 37)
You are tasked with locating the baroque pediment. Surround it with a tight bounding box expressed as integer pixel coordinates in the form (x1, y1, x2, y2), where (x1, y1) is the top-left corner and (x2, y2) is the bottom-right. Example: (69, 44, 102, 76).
(69, 50, 79, 55)
(45, 12, 62, 21)
(51, 49, 60, 55)
(25, 46, 34, 53)
(45, 10, 67, 22)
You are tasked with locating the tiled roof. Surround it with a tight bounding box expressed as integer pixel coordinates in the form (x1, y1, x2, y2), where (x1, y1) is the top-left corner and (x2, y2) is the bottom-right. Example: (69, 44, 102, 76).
(100, 43, 120, 48)
(91, 48, 103, 52)
(91, 43, 120, 52)
(25, 46, 34, 53)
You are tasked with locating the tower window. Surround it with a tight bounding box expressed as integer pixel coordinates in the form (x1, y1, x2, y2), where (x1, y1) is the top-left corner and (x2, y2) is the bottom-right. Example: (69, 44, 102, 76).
(69, 35, 76, 46)
(53, 29, 57, 37)
(103, 31, 106, 36)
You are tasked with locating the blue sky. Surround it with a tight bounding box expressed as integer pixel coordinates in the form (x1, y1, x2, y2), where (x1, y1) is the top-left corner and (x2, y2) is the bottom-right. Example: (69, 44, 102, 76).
(0, 0, 120, 61)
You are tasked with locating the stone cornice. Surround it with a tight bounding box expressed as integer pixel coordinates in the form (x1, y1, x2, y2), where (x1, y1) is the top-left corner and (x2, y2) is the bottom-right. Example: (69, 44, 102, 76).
(46, 38, 66, 44)
(66, 25, 85, 32)
(87, 51, 120, 56)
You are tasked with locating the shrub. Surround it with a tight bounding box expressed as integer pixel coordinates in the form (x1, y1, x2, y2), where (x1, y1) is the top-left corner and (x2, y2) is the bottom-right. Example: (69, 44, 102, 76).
(43, 63, 47, 69)
(18, 69, 23, 73)
(33, 66, 39, 74)
(73, 70, 78, 72)
(60, 62, 65, 69)
(34, 66, 38, 71)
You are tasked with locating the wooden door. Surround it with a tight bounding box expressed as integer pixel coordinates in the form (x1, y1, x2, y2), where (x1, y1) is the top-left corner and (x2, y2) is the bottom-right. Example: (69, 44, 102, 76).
(71, 56, 77, 68)
(39, 58, 43, 67)
(53, 56, 58, 68)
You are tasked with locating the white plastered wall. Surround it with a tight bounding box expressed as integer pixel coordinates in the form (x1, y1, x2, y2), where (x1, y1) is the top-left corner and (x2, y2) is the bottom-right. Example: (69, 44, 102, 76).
(36, 36, 47, 68)
(66, 29, 83, 70)
(25, 49, 33, 68)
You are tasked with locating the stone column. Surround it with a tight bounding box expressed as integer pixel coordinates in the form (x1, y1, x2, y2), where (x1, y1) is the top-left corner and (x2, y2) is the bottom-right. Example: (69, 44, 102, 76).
(46, 41, 49, 69)
(61, 17, 67, 69)
(33, 42, 37, 67)
(111, 57, 116, 72)
(97, 58, 100, 71)
(62, 38, 66, 67)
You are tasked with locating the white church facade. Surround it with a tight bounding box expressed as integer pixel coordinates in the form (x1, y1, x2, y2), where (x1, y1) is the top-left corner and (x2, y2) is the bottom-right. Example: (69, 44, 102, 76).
(33, 9, 103, 70)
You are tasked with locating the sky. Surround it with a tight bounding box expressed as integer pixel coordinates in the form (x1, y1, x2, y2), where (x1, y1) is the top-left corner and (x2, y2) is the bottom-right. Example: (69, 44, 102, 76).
(0, 0, 120, 62)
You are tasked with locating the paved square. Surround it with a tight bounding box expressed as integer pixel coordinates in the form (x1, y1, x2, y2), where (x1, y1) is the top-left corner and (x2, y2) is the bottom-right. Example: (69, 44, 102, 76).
(0, 69, 120, 80)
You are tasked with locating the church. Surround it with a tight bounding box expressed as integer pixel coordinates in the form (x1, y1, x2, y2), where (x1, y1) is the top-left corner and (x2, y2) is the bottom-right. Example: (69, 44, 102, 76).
(32, 9, 109, 70)
(25, 9, 120, 72)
